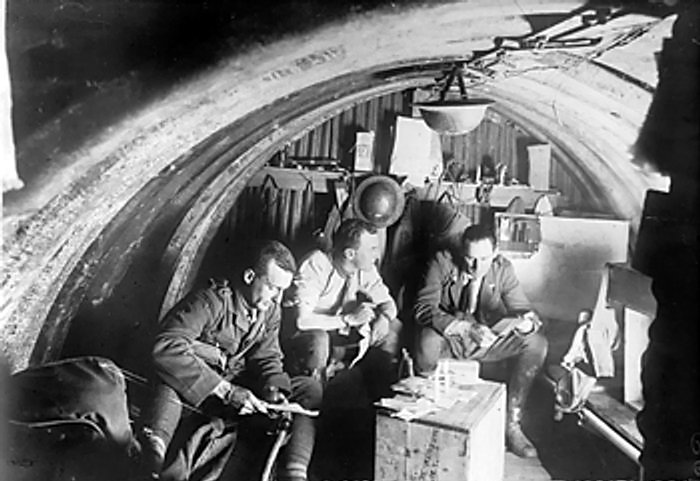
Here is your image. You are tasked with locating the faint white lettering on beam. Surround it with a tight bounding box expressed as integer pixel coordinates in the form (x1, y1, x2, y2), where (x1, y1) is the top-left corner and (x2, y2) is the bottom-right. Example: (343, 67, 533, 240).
(262, 46, 346, 82)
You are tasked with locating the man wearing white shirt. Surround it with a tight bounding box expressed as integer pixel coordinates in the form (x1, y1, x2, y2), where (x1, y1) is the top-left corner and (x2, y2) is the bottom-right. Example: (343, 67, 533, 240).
(285, 218, 401, 399)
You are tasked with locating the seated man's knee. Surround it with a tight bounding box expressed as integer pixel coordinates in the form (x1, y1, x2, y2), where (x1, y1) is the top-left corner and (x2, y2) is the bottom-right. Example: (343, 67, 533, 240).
(522, 331, 548, 363)
(378, 318, 403, 356)
(415, 328, 445, 374)
(289, 329, 330, 374)
(291, 375, 323, 409)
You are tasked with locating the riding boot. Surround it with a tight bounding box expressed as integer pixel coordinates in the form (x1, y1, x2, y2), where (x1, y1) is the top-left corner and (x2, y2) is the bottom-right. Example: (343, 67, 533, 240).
(277, 376, 322, 481)
(138, 383, 182, 479)
(277, 414, 315, 481)
(505, 334, 546, 458)
(506, 402, 537, 458)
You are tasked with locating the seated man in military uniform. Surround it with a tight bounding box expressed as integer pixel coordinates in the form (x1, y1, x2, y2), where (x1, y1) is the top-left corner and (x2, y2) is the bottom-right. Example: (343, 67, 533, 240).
(414, 224, 547, 458)
(140, 240, 320, 481)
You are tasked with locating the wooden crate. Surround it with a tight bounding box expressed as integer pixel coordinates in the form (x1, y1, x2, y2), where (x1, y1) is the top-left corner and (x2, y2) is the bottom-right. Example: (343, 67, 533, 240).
(375, 381, 505, 481)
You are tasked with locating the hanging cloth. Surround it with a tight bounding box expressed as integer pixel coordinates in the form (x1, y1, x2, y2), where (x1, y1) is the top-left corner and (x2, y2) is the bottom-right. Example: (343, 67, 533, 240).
(587, 270, 620, 377)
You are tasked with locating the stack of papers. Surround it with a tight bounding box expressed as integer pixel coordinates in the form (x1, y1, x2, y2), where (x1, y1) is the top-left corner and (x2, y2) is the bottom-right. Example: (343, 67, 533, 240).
(378, 375, 482, 421)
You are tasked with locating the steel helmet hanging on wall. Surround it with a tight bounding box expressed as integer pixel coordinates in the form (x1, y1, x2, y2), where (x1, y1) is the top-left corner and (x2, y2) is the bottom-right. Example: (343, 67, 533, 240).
(353, 175, 406, 228)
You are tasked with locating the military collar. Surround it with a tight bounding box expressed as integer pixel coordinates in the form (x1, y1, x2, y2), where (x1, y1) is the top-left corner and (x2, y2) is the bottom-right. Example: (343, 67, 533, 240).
(231, 285, 258, 329)
(448, 252, 503, 288)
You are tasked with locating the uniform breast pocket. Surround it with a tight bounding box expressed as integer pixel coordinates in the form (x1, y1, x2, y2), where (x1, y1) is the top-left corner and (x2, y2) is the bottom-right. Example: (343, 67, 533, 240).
(191, 340, 226, 371)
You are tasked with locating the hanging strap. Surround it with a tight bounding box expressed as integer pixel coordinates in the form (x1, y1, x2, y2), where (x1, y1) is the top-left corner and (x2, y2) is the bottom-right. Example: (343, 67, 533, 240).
(260, 173, 280, 191)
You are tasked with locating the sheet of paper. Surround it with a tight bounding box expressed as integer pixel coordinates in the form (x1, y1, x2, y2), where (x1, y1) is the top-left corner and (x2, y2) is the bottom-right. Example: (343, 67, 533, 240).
(354, 131, 375, 171)
(263, 402, 319, 417)
(390, 116, 443, 185)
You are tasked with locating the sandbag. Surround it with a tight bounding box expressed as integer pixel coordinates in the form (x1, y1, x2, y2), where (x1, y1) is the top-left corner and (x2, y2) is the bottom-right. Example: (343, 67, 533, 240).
(5, 356, 140, 480)
(8, 356, 136, 449)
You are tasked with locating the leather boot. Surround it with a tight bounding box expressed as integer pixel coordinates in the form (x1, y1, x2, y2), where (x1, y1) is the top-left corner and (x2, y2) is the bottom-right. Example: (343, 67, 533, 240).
(505, 362, 542, 458)
(505, 329, 546, 458)
(277, 414, 315, 481)
(277, 377, 322, 481)
(506, 404, 537, 458)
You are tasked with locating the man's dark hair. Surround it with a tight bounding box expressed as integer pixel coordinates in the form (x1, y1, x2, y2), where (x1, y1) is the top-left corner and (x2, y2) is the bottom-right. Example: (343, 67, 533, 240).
(461, 223, 496, 249)
(332, 218, 377, 252)
(250, 240, 296, 276)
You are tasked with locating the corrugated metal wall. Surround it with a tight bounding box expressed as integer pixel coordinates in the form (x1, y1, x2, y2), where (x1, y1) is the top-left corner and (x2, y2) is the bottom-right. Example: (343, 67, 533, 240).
(226, 178, 317, 248)
(550, 158, 587, 208)
(284, 90, 414, 172)
(439, 110, 520, 182)
(281, 90, 589, 209)
(438, 110, 590, 209)
(217, 90, 596, 257)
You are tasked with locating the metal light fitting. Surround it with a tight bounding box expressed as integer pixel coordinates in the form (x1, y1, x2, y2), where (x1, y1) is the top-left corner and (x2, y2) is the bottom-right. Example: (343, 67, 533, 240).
(414, 64, 493, 136)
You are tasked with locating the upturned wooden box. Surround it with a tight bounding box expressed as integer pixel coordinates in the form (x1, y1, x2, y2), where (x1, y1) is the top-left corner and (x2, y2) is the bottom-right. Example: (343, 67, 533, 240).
(375, 381, 506, 481)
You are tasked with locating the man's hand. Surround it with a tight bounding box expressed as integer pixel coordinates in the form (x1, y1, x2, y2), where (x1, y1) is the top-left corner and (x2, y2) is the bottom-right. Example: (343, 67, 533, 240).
(203, 382, 268, 419)
(561, 357, 576, 370)
(344, 302, 375, 327)
(261, 385, 288, 405)
(235, 388, 269, 416)
(515, 311, 542, 335)
(443, 319, 472, 338)
(443, 319, 495, 356)
(468, 323, 497, 348)
(370, 315, 390, 344)
(223, 384, 269, 416)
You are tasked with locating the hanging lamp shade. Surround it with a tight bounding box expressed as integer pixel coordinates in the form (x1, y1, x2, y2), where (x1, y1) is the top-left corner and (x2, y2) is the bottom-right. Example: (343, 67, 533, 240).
(416, 98, 494, 136)
(415, 63, 493, 135)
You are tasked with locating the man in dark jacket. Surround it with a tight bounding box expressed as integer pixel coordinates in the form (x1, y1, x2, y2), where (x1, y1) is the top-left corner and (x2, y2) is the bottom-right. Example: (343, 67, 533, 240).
(414, 224, 547, 458)
(142, 240, 321, 481)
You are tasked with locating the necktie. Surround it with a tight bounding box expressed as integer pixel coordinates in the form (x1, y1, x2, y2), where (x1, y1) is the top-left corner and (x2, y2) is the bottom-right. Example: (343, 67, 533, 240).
(333, 275, 352, 315)
(246, 308, 263, 340)
(460, 278, 480, 314)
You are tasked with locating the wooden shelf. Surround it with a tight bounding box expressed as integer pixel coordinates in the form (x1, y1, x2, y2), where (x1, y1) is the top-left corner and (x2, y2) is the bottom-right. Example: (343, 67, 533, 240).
(248, 166, 346, 193)
(606, 263, 656, 317)
(416, 181, 563, 209)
